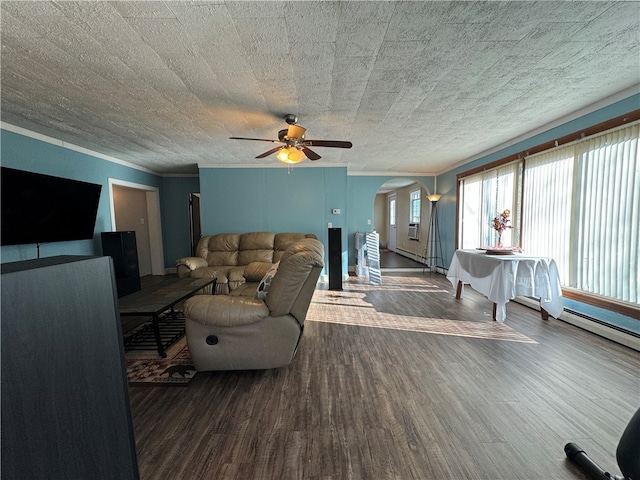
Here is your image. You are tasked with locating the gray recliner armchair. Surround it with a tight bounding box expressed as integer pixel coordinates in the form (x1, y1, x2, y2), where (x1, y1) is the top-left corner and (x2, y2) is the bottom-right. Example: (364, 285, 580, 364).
(183, 238, 324, 371)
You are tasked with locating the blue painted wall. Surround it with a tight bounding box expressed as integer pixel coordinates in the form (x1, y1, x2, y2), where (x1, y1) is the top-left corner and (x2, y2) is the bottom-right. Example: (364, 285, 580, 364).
(198, 166, 348, 273)
(198, 168, 435, 274)
(434, 93, 640, 329)
(346, 175, 434, 266)
(3, 90, 637, 333)
(0, 129, 163, 263)
(160, 176, 200, 266)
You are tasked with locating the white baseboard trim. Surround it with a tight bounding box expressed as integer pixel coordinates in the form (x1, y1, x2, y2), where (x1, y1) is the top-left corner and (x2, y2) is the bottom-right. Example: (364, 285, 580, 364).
(396, 247, 426, 264)
(381, 267, 424, 273)
(515, 297, 639, 351)
(393, 248, 449, 275)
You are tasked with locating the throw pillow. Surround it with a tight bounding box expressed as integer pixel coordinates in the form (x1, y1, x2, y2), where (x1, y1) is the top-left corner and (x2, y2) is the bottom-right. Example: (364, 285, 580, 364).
(254, 262, 279, 300)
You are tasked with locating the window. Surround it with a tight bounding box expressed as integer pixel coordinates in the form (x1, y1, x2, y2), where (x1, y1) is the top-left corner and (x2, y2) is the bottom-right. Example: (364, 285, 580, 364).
(458, 161, 522, 249)
(458, 121, 639, 307)
(389, 197, 396, 226)
(410, 190, 421, 224)
(522, 122, 639, 304)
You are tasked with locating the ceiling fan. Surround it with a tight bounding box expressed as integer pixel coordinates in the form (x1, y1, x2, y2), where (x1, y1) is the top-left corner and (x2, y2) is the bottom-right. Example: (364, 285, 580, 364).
(230, 114, 353, 164)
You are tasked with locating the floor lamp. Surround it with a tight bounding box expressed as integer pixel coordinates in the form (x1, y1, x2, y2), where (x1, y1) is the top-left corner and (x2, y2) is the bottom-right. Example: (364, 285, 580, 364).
(423, 194, 443, 274)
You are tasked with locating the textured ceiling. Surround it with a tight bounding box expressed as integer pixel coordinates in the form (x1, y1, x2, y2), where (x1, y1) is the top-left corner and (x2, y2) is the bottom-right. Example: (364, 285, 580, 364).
(1, 1, 639, 175)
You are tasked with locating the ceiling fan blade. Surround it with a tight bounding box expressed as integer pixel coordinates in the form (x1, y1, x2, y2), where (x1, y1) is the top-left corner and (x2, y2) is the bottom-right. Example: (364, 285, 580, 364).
(230, 136, 278, 143)
(255, 146, 284, 159)
(302, 146, 321, 160)
(304, 140, 353, 148)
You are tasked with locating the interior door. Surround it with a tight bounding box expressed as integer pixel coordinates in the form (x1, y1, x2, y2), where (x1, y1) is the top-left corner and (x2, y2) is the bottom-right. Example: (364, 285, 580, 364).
(189, 193, 202, 256)
(388, 194, 397, 252)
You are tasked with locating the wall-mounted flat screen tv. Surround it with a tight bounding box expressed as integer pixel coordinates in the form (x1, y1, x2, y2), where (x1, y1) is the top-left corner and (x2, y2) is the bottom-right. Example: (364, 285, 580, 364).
(1, 167, 102, 246)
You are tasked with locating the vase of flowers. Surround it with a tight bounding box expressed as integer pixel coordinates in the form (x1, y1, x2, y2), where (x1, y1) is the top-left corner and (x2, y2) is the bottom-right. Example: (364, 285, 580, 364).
(492, 209, 511, 248)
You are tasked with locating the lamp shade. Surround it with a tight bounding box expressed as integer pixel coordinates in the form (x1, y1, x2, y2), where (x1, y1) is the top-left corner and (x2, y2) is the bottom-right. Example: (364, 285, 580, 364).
(277, 147, 306, 164)
(427, 194, 441, 202)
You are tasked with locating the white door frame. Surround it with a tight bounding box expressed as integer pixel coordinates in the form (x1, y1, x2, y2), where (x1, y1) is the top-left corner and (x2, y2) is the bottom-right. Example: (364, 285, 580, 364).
(108, 178, 165, 276)
(388, 193, 397, 252)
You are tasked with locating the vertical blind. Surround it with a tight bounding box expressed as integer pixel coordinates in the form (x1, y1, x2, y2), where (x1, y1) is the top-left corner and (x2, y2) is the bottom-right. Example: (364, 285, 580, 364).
(462, 121, 639, 304)
(521, 145, 575, 288)
(574, 123, 639, 303)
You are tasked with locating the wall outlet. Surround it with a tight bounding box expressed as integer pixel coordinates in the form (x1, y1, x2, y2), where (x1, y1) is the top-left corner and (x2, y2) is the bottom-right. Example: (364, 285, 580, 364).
(332, 208, 340, 214)
(328, 222, 332, 228)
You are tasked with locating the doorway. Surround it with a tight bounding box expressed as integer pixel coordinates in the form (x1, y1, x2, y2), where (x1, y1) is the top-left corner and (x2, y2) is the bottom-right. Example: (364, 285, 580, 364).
(108, 179, 165, 276)
(388, 194, 397, 252)
(375, 178, 432, 271)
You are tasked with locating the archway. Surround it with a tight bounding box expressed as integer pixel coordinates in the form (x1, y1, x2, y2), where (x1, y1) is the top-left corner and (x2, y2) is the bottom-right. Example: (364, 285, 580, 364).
(374, 178, 434, 270)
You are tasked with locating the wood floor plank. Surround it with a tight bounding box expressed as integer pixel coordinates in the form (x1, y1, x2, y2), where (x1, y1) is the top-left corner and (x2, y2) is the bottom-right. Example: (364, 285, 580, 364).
(129, 272, 639, 479)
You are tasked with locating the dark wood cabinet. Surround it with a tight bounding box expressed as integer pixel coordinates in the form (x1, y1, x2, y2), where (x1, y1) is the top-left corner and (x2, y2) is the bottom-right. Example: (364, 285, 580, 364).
(1, 255, 139, 479)
(102, 231, 141, 297)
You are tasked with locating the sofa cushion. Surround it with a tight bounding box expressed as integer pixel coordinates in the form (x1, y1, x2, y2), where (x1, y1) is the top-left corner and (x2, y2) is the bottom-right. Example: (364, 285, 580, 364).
(189, 266, 230, 295)
(238, 232, 276, 265)
(175, 256, 207, 271)
(273, 233, 313, 262)
(190, 266, 228, 282)
(255, 261, 279, 300)
(185, 295, 270, 327)
(227, 266, 248, 292)
(201, 234, 241, 266)
(244, 262, 275, 282)
(229, 282, 260, 297)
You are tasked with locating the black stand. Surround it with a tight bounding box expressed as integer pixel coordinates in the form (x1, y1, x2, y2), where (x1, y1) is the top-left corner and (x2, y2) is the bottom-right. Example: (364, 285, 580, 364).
(328, 227, 342, 290)
(565, 407, 640, 480)
(422, 199, 443, 274)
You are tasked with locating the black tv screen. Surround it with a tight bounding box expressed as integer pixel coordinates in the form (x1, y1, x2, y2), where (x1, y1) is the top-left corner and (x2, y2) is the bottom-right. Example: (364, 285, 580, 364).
(1, 167, 102, 246)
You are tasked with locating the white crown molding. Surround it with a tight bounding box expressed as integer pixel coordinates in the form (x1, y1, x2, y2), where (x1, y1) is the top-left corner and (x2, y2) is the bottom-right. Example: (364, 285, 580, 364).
(348, 171, 436, 177)
(197, 162, 349, 169)
(439, 85, 640, 176)
(0, 122, 162, 176)
(7, 83, 637, 180)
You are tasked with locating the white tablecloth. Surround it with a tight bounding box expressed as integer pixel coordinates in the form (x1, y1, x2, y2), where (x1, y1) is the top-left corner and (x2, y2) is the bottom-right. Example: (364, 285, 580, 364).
(446, 249, 563, 322)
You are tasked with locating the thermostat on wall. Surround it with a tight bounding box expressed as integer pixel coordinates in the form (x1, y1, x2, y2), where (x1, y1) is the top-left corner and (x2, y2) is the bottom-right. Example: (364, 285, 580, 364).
(332, 208, 341, 214)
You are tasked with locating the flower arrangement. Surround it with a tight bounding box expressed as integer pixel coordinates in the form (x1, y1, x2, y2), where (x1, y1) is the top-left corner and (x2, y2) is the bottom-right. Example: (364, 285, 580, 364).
(492, 209, 511, 247)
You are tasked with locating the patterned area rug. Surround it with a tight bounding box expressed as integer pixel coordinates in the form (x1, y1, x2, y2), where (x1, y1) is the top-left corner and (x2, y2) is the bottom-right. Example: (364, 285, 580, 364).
(126, 339, 197, 386)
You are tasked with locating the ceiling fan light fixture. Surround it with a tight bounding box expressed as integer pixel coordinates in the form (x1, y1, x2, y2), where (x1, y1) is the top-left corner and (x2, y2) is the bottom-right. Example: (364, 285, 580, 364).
(287, 124, 306, 141)
(277, 147, 306, 164)
(230, 114, 351, 163)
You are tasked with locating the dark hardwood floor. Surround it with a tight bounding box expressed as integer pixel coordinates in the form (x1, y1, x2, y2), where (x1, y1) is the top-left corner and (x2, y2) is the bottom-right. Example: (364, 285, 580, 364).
(380, 250, 424, 269)
(128, 272, 639, 480)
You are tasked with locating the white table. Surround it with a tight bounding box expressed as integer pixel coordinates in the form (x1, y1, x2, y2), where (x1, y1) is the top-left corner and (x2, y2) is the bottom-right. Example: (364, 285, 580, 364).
(446, 249, 563, 322)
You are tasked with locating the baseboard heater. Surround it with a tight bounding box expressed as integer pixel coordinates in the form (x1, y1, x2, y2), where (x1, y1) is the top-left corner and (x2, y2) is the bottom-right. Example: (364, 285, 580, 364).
(391, 248, 448, 275)
(515, 296, 639, 351)
(396, 247, 426, 265)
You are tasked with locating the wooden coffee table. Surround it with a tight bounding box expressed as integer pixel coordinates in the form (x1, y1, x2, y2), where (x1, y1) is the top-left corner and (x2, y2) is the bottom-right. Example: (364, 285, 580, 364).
(119, 277, 216, 357)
